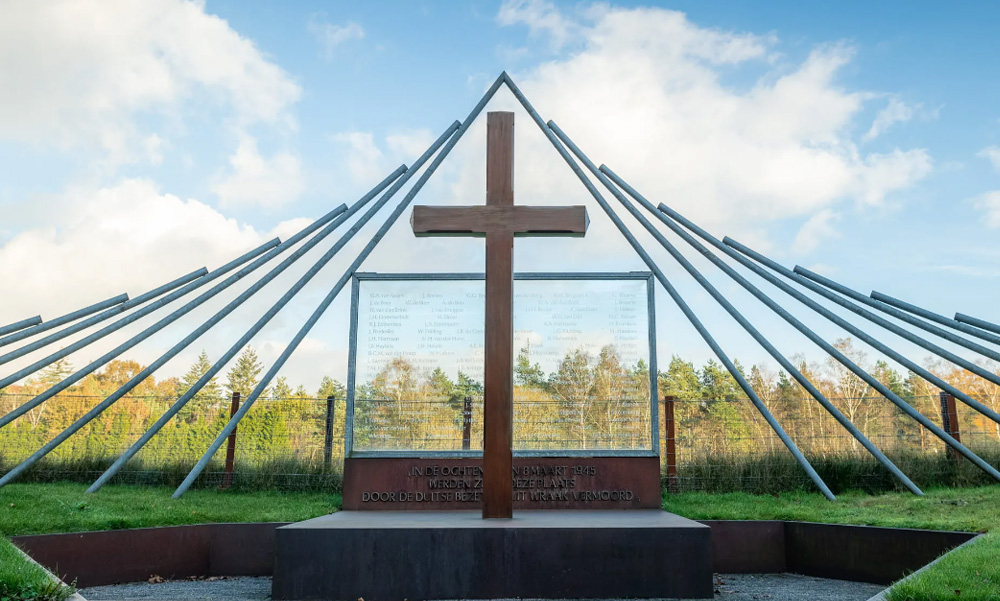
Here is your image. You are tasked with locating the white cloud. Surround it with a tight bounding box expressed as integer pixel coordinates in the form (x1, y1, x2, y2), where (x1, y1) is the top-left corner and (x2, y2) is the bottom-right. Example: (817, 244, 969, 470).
(211, 136, 305, 209)
(334, 132, 386, 184)
(0, 179, 269, 319)
(973, 190, 1000, 228)
(793, 209, 840, 254)
(497, 0, 578, 49)
(864, 98, 916, 141)
(0, 0, 300, 166)
(476, 5, 931, 242)
(308, 16, 365, 59)
(333, 129, 435, 185)
(979, 146, 1000, 172)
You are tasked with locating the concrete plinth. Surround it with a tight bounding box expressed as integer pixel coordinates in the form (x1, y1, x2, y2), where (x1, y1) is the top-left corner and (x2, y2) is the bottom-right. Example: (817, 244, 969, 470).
(272, 510, 713, 600)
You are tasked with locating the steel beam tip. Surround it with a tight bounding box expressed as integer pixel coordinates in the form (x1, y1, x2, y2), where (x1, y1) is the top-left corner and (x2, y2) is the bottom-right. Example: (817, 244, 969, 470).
(792, 265, 809, 275)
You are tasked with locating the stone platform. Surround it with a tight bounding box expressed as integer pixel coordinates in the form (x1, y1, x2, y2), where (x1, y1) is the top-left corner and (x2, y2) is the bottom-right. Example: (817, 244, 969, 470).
(271, 510, 713, 600)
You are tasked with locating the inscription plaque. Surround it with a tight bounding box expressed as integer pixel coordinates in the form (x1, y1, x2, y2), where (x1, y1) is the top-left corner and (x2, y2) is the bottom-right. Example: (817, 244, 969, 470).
(343, 272, 658, 510)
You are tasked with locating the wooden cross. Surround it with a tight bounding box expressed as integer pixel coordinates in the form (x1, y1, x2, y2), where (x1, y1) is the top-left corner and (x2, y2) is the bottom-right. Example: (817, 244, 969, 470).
(411, 111, 588, 518)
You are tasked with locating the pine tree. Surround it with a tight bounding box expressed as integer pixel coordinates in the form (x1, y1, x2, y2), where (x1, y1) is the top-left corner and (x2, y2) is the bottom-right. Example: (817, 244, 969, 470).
(39, 357, 74, 388)
(181, 350, 222, 402)
(227, 346, 263, 398)
(270, 376, 293, 400)
(316, 375, 346, 400)
(515, 345, 546, 389)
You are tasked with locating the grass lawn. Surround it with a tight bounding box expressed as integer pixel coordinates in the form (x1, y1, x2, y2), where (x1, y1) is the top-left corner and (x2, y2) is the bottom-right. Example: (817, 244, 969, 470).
(0, 484, 340, 601)
(664, 486, 999, 601)
(0, 483, 996, 601)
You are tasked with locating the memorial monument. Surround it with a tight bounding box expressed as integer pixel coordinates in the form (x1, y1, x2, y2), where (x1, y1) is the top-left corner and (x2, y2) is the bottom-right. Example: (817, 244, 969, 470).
(271, 112, 713, 600)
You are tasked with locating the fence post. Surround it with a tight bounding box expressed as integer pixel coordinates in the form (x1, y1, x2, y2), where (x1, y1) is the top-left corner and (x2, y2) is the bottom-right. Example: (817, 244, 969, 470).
(324, 395, 336, 469)
(663, 395, 678, 493)
(462, 396, 473, 451)
(939, 391, 961, 462)
(221, 391, 240, 489)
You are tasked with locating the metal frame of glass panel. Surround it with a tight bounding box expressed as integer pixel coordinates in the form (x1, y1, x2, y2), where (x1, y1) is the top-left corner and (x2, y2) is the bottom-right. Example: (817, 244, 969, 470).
(345, 271, 657, 458)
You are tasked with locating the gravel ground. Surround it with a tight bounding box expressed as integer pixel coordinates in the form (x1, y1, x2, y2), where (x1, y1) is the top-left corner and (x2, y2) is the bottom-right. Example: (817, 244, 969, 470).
(80, 573, 886, 601)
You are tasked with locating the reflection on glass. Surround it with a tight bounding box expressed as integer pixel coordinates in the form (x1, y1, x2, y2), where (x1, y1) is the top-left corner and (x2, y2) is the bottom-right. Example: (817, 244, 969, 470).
(352, 276, 652, 453)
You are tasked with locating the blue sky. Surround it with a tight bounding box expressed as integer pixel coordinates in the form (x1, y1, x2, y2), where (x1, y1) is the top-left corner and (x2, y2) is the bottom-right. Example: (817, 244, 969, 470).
(2, 0, 1000, 390)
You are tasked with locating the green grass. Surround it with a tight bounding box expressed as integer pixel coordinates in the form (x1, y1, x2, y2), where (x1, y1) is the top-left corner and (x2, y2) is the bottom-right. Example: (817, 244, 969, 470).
(0, 483, 340, 536)
(0, 483, 997, 601)
(0, 483, 340, 601)
(0, 538, 74, 601)
(664, 486, 999, 601)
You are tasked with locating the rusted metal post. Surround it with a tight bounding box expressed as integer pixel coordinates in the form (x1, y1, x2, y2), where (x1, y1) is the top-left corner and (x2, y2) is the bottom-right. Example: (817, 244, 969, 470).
(939, 391, 961, 461)
(462, 395, 473, 451)
(324, 395, 336, 469)
(663, 396, 678, 493)
(221, 392, 240, 489)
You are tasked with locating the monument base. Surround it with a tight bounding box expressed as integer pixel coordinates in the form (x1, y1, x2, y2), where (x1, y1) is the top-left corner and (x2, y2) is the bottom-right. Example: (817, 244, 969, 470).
(272, 510, 713, 600)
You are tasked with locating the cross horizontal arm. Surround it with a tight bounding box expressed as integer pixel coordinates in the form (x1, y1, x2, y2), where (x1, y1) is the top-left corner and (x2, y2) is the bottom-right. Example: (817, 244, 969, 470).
(411, 205, 588, 237)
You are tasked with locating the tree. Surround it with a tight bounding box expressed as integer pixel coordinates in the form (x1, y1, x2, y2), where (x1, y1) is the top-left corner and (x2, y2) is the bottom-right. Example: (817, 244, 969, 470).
(428, 368, 455, 400)
(181, 350, 222, 403)
(317, 376, 346, 400)
(227, 346, 263, 398)
(39, 358, 74, 388)
(515, 344, 546, 389)
(700, 359, 743, 400)
(270, 376, 293, 400)
(659, 356, 700, 399)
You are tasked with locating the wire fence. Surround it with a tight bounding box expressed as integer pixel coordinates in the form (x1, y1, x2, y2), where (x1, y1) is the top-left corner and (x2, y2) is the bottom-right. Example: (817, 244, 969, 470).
(0, 392, 998, 494)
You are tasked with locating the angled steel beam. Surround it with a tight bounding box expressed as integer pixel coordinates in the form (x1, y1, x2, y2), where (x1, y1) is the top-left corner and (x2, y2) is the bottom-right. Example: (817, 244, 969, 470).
(172, 73, 511, 497)
(88, 159, 427, 492)
(868, 290, 1000, 347)
(0, 205, 348, 426)
(537, 117, 833, 500)
(955, 312, 1000, 336)
(0, 293, 129, 347)
(0, 268, 209, 367)
(0, 248, 273, 394)
(796, 267, 1000, 367)
(775, 267, 1000, 424)
(0, 317, 42, 337)
(595, 165, 921, 495)
(1, 173, 405, 488)
(682, 233, 1000, 480)
(0, 169, 409, 488)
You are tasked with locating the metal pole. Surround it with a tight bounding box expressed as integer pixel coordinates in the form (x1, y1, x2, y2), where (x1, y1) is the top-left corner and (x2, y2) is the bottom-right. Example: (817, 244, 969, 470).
(0, 293, 129, 347)
(870, 290, 1000, 347)
(664, 396, 678, 494)
(324, 395, 336, 469)
(0, 168, 407, 487)
(0, 237, 284, 426)
(538, 117, 834, 499)
(954, 312, 1000, 335)
(462, 395, 473, 451)
(752, 263, 1000, 426)
(596, 165, 922, 494)
(172, 73, 510, 498)
(641, 197, 999, 481)
(86, 164, 413, 492)
(795, 266, 1000, 371)
(221, 392, 240, 489)
(0, 268, 207, 364)
(0, 316, 42, 337)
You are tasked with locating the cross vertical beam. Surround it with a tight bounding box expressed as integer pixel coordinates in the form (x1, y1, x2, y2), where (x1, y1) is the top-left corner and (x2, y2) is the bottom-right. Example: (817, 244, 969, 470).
(483, 112, 515, 517)
(411, 111, 587, 519)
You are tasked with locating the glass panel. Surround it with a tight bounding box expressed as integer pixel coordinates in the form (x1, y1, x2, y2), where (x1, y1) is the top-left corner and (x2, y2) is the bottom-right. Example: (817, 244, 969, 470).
(351, 276, 652, 453)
